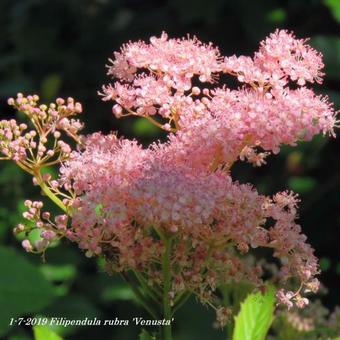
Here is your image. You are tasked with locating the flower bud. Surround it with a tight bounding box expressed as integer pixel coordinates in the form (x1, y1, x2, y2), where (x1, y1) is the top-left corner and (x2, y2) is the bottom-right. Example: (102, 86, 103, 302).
(22, 239, 32, 252)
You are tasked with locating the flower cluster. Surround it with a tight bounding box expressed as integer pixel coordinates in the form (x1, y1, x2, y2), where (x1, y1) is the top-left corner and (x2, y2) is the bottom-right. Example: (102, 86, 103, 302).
(1, 94, 82, 166)
(1, 30, 338, 314)
(61, 135, 321, 307)
(272, 300, 340, 338)
(224, 29, 324, 87)
(100, 30, 336, 171)
(15, 200, 68, 254)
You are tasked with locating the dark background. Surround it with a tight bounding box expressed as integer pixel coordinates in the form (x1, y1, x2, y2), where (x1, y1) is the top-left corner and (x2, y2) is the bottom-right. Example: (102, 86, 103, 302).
(0, 0, 339, 339)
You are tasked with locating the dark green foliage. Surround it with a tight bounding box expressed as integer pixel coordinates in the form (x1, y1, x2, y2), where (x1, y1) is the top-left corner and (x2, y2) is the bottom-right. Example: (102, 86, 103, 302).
(0, 247, 56, 336)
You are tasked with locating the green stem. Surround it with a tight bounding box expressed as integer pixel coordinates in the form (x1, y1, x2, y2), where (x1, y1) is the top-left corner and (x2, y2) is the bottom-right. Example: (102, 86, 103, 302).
(16, 162, 67, 213)
(162, 238, 172, 340)
(38, 178, 67, 213)
(121, 272, 159, 319)
(133, 270, 162, 303)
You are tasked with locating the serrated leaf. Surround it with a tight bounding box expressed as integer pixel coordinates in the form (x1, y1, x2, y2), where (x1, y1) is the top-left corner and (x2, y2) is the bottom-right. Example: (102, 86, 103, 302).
(233, 286, 275, 340)
(33, 326, 63, 340)
(0, 246, 56, 336)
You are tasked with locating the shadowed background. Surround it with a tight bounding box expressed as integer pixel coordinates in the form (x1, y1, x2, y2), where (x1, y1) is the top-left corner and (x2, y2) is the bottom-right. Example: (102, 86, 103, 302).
(0, 0, 339, 339)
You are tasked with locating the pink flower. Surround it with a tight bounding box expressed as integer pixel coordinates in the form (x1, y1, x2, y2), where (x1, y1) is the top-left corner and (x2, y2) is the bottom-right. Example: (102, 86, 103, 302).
(3, 30, 338, 312)
(107, 32, 221, 90)
(277, 289, 294, 309)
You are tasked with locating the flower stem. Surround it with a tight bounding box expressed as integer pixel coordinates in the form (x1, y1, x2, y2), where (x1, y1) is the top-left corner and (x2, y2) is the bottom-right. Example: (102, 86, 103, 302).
(133, 270, 162, 303)
(34, 170, 68, 213)
(15, 161, 68, 213)
(120, 272, 159, 319)
(162, 237, 172, 340)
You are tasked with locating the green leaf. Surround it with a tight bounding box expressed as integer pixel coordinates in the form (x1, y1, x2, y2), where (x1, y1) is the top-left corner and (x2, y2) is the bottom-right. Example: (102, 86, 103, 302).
(319, 257, 331, 271)
(267, 8, 286, 23)
(40, 264, 76, 282)
(288, 176, 317, 193)
(101, 284, 135, 301)
(41, 74, 62, 101)
(133, 118, 160, 138)
(33, 325, 63, 340)
(0, 246, 56, 336)
(233, 286, 275, 340)
(324, 0, 340, 23)
(311, 36, 340, 80)
(336, 262, 340, 275)
(8, 329, 33, 340)
(42, 294, 101, 336)
(139, 328, 156, 340)
(95, 204, 103, 216)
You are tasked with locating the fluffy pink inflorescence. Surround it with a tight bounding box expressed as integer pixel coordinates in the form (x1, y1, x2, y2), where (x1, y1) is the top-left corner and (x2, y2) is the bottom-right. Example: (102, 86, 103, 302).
(106, 32, 221, 88)
(60, 133, 320, 307)
(100, 30, 336, 170)
(95, 30, 336, 306)
(6, 30, 338, 310)
(224, 30, 324, 87)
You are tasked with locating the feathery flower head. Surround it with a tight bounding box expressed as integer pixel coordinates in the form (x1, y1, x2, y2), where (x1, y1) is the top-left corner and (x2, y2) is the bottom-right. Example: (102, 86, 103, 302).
(2, 30, 338, 314)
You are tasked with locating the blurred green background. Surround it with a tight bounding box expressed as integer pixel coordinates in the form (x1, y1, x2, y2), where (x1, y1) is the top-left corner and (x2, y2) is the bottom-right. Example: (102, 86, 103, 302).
(0, 0, 339, 339)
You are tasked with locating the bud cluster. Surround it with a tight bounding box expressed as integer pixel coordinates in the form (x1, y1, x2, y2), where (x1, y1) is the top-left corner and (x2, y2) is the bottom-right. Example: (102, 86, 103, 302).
(14, 200, 68, 254)
(1, 94, 83, 168)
